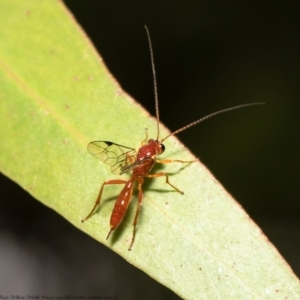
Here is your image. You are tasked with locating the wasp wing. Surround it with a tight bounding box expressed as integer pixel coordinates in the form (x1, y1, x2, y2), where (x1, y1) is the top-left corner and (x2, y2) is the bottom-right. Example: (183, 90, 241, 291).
(87, 141, 136, 175)
(120, 157, 153, 175)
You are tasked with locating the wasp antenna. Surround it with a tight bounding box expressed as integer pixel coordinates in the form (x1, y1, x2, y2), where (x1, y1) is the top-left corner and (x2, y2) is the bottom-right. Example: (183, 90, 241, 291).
(144, 25, 160, 140)
(161, 102, 265, 142)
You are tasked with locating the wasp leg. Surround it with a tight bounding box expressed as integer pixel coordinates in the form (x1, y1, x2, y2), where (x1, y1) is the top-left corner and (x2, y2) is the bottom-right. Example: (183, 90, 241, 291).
(141, 128, 149, 146)
(82, 179, 127, 222)
(129, 178, 144, 251)
(146, 172, 184, 195)
(156, 158, 195, 164)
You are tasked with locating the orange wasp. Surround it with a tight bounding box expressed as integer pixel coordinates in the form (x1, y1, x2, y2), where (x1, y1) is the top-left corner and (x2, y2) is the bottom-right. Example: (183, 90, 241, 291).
(82, 26, 263, 250)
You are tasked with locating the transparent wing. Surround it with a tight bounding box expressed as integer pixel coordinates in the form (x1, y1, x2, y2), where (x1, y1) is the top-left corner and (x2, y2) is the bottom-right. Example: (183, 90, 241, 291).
(120, 157, 152, 175)
(87, 141, 136, 175)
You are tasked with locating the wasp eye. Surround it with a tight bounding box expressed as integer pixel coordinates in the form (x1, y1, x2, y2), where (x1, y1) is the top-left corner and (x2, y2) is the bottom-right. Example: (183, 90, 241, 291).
(160, 143, 165, 153)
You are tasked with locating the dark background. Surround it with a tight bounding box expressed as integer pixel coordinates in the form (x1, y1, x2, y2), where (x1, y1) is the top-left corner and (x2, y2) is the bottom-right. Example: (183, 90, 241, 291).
(1, 1, 299, 299)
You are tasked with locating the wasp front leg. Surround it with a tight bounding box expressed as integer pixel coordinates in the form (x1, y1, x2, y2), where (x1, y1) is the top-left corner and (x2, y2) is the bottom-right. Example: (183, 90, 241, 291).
(141, 128, 149, 146)
(155, 158, 196, 164)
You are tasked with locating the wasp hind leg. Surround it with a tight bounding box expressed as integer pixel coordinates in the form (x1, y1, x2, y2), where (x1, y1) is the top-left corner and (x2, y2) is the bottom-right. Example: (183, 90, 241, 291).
(128, 180, 144, 250)
(82, 179, 127, 222)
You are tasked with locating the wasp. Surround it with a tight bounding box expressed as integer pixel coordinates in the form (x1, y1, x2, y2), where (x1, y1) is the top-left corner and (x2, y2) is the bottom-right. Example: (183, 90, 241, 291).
(82, 26, 263, 250)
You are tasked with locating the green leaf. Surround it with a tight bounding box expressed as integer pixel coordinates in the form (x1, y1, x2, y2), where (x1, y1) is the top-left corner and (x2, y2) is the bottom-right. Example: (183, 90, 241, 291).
(0, 1, 299, 299)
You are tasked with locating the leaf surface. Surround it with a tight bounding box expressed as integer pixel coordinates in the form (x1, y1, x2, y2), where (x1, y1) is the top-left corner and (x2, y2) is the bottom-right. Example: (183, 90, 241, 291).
(0, 1, 299, 299)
